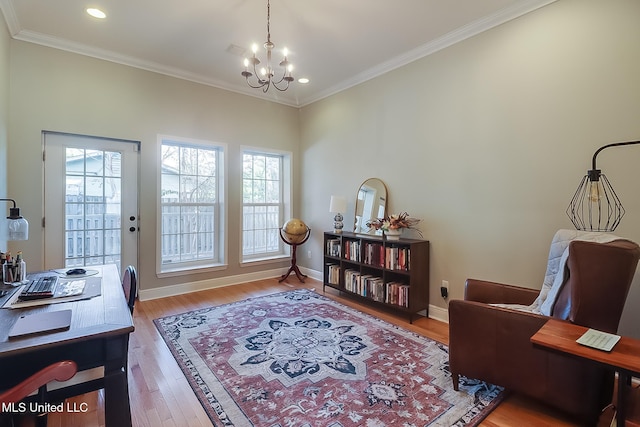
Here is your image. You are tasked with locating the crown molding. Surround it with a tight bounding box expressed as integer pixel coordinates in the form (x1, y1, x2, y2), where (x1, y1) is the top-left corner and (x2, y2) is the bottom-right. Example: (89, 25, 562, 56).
(297, 0, 557, 107)
(0, 0, 20, 35)
(2, 0, 557, 108)
(10, 28, 302, 108)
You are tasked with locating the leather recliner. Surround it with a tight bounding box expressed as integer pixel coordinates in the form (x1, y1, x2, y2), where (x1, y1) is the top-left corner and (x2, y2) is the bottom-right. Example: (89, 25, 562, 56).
(448, 233, 640, 425)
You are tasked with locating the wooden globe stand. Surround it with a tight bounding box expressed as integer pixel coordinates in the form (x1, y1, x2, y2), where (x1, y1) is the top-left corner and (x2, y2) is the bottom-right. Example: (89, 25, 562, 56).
(278, 227, 311, 283)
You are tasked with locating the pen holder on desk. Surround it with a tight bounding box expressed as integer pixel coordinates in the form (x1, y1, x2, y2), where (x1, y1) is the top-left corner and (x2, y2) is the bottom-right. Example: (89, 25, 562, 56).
(3, 260, 25, 285)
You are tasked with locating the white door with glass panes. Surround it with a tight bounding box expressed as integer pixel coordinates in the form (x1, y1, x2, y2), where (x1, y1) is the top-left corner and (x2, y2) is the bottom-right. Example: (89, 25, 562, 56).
(43, 132, 139, 274)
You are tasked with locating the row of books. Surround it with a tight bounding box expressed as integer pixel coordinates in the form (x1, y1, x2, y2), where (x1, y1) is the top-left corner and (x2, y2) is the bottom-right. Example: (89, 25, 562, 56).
(362, 242, 384, 267)
(364, 245, 411, 271)
(326, 240, 411, 272)
(386, 246, 411, 271)
(343, 240, 361, 262)
(386, 282, 410, 307)
(343, 268, 410, 307)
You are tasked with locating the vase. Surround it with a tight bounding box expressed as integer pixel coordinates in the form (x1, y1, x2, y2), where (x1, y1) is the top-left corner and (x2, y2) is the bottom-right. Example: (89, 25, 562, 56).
(384, 229, 402, 240)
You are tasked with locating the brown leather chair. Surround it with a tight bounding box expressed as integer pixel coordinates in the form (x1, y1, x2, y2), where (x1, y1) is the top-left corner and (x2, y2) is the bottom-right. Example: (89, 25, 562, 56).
(448, 237, 640, 425)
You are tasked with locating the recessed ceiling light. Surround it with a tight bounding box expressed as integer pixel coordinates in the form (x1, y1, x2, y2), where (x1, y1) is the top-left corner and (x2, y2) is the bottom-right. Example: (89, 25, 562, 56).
(86, 8, 106, 19)
(298, 78, 310, 84)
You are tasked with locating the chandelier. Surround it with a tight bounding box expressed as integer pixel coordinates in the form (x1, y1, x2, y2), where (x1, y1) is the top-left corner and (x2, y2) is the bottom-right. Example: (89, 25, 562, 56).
(241, 0, 294, 92)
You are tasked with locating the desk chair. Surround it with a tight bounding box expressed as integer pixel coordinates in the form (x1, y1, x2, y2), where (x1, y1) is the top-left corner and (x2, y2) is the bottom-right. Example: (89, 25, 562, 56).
(0, 360, 77, 427)
(122, 265, 137, 314)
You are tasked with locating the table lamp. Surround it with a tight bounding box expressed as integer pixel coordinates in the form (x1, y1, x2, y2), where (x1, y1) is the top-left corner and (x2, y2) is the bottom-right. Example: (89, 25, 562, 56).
(329, 196, 347, 234)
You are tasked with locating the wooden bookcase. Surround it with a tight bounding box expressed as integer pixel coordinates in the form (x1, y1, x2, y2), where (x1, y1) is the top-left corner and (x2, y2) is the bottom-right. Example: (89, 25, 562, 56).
(323, 231, 429, 322)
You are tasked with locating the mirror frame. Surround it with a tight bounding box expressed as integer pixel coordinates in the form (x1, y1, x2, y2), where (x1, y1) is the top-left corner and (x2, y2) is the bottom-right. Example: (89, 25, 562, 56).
(354, 178, 388, 234)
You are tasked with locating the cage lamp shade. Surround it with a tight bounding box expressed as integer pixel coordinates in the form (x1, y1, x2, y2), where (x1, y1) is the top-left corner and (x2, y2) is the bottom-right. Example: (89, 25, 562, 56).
(566, 169, 624, 232)
(566, 140, 639, 232)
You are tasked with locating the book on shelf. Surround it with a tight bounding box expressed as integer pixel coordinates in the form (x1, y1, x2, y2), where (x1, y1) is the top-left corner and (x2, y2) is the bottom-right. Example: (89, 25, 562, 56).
(326, 238, 341, 257)
(326, 263, 341, 285)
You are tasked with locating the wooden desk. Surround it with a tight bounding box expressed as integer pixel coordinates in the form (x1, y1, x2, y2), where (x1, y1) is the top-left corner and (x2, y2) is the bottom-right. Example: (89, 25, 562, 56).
(0, 264, 134, 427)
(532, 319, 640, 427)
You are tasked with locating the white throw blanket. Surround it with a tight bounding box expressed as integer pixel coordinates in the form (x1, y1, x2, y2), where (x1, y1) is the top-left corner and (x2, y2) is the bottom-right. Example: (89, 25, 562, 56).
(492, 229, 622, 315)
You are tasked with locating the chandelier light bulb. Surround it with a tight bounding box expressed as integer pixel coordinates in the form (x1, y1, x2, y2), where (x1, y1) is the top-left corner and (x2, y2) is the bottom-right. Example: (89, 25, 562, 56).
(283, 48, 288, 57)
(252, 44, 258, 54)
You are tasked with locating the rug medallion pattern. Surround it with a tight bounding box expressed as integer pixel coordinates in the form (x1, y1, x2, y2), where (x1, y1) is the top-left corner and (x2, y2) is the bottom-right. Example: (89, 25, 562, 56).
(154, 290, 504, 427)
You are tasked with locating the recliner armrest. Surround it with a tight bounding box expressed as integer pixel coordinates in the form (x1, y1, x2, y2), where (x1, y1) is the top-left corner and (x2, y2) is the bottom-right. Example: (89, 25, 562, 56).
(448, 299, 551, 392)
(465, 278, 539, 305)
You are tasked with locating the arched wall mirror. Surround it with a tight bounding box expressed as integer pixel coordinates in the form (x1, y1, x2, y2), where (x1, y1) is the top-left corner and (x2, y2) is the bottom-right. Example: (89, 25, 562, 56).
(354, 178, 388, 234)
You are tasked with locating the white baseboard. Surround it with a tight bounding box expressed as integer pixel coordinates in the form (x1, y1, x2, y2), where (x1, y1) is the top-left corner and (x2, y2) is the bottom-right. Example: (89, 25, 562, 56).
(428, 304, 449, 323)
(299, 266, 322, 281)
(139, 267, 287, 301)
(140, 266, 450, 325)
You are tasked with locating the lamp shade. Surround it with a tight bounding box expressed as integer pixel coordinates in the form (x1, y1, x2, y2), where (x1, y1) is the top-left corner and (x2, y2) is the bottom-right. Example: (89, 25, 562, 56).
(8, 217, 29, 241)
(329, 196, 347, 213)
(567, 170, 623, 232)
(566, 140, 640, 232)
(1, 199, 29, 241)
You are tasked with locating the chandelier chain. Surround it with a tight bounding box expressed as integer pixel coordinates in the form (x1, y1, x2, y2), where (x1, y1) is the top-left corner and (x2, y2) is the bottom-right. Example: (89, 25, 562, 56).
(266, 0, 271, 44)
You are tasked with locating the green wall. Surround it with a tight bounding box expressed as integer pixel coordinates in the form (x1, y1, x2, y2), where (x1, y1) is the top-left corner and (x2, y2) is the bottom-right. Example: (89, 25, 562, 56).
(7, 41, 300, 294)
(298, 0, 640, 336)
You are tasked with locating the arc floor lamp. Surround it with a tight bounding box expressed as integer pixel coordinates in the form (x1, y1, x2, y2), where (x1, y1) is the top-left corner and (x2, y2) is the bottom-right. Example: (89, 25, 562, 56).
(566, 140, 640, 232)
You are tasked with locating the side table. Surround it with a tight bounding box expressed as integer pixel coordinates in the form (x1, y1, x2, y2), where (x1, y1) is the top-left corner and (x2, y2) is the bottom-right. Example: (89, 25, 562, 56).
(531, 319, 640, 427)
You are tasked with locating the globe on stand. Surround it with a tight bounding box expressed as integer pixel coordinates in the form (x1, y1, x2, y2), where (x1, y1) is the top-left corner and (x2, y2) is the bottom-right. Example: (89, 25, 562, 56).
(279, 219, 311, 282)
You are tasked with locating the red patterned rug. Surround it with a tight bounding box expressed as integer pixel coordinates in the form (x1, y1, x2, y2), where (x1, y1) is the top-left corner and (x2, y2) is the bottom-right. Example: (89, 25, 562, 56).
(154, 289, 505, 426)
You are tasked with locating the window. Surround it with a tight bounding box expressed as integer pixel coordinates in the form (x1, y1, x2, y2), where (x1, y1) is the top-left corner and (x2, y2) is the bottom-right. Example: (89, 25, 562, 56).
(242, 149, 291, 262)
(159, 137, 225, 272)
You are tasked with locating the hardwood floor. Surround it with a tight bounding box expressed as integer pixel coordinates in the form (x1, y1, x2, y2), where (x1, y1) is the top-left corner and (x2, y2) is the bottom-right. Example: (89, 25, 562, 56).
(42, 276, 604, 426)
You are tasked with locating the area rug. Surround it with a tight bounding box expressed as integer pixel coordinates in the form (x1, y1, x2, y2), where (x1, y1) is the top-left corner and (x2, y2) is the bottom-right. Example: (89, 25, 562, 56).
(154, 289, 505, 427)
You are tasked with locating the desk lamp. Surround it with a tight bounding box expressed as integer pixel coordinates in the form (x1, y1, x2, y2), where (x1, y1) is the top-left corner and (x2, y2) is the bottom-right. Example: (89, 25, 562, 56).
(0, 199, 29, 240)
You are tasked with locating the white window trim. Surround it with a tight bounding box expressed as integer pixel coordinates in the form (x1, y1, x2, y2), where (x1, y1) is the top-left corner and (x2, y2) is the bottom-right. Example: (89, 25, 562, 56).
(156, 134, 228, 276)
(240, 146, 292, 266)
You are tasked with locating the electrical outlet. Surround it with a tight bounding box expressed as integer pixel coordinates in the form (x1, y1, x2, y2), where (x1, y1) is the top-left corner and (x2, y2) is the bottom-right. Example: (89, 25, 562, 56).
(441, 280, 449, 299)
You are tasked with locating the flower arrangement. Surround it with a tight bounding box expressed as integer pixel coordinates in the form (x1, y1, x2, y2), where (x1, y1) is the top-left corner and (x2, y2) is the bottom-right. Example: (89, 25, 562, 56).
(367, 212, 422, 236)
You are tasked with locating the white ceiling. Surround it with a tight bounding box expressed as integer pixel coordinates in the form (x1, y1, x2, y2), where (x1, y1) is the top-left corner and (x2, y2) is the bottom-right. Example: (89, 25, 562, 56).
(0, 0, 556, 107)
